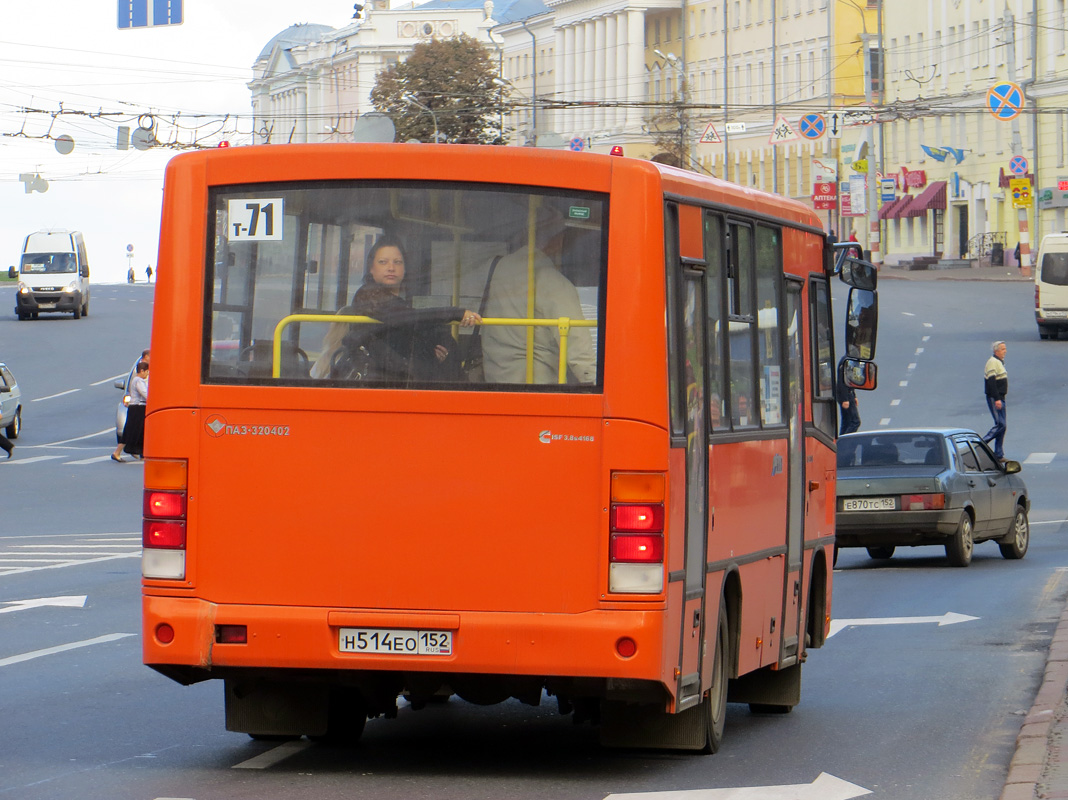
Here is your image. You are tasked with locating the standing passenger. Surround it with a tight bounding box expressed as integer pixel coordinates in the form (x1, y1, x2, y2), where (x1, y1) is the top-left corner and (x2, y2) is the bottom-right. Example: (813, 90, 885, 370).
(112, 360, 149, 462)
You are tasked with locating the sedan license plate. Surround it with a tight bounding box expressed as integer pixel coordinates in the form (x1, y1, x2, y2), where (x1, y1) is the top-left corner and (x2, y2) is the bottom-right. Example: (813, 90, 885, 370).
(842, 497, 896, 511)
(339, 628, 453, 656)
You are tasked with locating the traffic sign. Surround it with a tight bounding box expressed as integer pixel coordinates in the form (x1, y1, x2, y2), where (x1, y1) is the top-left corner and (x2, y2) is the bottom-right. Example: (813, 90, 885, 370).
(699, 122, 722, 144)
(986, 81, 1024, 121)
(1010, 178, 1032, 208)
(769, 115, 799, 145)
(826, 111, 843, 139)
(880, 178, 896, 202)
(118, 0, 183, 29)
(798, 113, 826, 140)
(1009, 155, 1028, 175)
(568, 137, 585, 152)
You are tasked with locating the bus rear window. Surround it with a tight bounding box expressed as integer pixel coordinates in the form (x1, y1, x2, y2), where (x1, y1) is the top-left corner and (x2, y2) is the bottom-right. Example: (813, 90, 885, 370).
(205, 182, 606, 391)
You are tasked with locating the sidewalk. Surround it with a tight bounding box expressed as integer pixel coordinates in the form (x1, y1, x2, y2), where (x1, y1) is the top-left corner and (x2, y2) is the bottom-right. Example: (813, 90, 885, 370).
(877, 258, 1056, 799)
(878, 262, 1033, 283)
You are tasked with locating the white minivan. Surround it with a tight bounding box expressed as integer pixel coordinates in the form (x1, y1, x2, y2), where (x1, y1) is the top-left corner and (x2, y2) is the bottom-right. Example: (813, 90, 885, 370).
(9, 229, 91, 320)
(1035, 233, 1068, 340)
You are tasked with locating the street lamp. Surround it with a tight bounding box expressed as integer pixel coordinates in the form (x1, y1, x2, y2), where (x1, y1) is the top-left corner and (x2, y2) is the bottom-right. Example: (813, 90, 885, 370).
(401, 93, 440, 143)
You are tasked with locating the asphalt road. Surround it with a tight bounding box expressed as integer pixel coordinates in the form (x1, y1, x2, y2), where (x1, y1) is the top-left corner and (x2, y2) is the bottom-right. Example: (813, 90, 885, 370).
(1, 278, 1065, 800)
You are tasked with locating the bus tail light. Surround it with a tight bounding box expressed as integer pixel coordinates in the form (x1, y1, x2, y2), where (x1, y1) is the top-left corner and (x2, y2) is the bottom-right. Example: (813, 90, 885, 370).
(903, 493, 945, 510)
(609, 472, 665, 594)
(143, 458, 188, 580)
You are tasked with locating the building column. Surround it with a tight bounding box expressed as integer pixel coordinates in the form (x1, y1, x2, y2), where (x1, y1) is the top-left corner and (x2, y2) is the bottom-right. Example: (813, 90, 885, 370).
(594, 16, 606, 132)
(554, 26, 566, 141)
(605, 14, 618, 131)
(563, 25, 577, 135)
(624, 10, 645, 136)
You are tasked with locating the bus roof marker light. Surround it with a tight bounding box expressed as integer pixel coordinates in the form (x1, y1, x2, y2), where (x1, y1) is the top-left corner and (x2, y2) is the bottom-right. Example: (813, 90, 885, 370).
(610, 145, 624, 156)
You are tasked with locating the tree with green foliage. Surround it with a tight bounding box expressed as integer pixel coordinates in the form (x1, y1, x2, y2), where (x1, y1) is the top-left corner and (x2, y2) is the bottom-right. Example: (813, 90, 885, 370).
(370, 34, 508, 145)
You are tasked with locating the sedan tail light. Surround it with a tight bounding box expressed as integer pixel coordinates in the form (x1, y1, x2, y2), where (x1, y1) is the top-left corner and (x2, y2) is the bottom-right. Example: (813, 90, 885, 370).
(903, 493, 945, 510)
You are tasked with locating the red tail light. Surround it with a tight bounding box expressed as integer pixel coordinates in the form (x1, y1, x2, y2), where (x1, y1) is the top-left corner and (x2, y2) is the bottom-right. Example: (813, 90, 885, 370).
(610, 503, 665, 532)
(902, 493, 946, 510)
(143, 520, 186, 549)
(142, 459, 189, 580)
(610, 533, 664, 562)
(144, 490, 186, 519)
(608, 472, 666, 594)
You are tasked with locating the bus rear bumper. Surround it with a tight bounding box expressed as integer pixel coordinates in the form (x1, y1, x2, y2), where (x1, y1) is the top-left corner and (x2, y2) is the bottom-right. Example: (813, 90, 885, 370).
(143, 595, 668, 687)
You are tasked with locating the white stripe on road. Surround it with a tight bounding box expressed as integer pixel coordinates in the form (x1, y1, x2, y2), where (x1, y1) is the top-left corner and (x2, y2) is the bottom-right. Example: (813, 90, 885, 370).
(37, 429, 114, 446)
(6, 456, 63, 465)
(1025, 453, 1056, 465)
(232, 740, 313, 769)
(66, 455, 114, 465)
(31, 388, 81, 402)
(0, 633, 135, 668)
(0, 553, 140, 576)
(91, 373, 127, 386)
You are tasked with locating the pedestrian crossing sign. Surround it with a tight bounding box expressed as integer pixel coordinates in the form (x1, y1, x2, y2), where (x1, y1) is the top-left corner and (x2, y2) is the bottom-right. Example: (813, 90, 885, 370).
(700, 122, 722, 144)
(769, 115, 800, 145)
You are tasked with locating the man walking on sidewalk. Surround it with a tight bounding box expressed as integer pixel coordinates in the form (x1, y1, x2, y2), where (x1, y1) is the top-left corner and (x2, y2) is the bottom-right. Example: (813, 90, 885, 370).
(983, 340, 1008, 460)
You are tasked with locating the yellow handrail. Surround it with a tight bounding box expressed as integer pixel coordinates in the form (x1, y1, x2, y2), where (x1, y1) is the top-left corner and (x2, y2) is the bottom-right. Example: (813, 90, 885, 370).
(271, 313, 594, 381)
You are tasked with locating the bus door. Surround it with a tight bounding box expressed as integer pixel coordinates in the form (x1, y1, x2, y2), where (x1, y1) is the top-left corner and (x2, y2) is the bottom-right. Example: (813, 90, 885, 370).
(677, 266, 709, 709)
(779, 279, 806, 665)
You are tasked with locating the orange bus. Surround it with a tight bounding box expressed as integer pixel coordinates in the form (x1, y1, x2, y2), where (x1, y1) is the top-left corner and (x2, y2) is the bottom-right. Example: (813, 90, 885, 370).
(142, 144, 877, 752)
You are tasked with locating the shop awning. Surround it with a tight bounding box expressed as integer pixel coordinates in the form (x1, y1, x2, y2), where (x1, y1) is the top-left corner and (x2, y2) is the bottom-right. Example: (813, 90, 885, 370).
(878, 195, 910, 220)
(902, 180, 947, 216)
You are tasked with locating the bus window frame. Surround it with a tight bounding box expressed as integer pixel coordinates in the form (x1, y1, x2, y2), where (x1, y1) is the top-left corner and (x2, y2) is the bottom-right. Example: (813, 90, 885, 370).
(808, 274, 836, 440)
(199, 180, 611, 392)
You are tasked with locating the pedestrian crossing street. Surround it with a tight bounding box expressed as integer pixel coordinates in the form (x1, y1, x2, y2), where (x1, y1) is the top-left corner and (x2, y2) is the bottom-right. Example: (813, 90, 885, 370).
(0, 532, 141, 576)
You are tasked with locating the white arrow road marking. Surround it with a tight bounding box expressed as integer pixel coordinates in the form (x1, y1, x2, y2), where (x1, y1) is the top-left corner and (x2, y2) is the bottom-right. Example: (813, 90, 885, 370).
(233, 740, 313, 769)
(0, 633, 135, 668)
(828, 611, 979, 639)
(603, 772, 872, 799)
(0, 595, 88, 614)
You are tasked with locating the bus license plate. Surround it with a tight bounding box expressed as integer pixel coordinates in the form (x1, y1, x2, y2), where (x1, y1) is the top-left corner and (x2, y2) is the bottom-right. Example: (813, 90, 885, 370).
(842, 497, 896, 511)
(1044, 309, 1068, 318)
(339, 628, 453, 656)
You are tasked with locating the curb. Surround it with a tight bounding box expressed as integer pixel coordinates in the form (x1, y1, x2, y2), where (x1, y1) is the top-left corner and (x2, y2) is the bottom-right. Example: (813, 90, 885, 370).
(1001, 604, 1068, 799)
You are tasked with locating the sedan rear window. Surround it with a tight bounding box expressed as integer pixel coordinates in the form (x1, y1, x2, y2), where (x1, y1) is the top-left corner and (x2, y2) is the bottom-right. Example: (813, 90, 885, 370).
(839, 434, 946, 468)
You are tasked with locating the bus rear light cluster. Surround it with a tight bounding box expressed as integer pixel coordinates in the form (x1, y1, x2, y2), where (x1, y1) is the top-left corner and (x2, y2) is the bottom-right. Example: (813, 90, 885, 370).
(608, 472, 665, 594)
(142, 459, 189, 580)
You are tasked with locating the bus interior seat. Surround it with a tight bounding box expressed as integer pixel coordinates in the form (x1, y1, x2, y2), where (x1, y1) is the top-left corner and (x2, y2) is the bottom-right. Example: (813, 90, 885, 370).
(239, 340, 310, 379)
(863, 443, 898, 466)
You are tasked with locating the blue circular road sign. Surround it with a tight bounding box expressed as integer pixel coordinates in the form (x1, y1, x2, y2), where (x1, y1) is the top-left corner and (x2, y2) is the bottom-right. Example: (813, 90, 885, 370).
(987, 82, 1024, 121)
(799, 113, 826, 140)
(568, 137, 585, 152)
(1009, 155, 1028, 175)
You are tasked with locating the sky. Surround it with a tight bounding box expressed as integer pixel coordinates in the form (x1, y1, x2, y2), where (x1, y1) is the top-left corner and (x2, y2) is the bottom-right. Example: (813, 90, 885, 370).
(0, 1, 357, 284)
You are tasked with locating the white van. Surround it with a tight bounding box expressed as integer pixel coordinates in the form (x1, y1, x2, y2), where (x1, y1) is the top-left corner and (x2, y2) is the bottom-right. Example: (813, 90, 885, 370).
(10, 229, 91, 320)
(1035, 233, 1068, 340)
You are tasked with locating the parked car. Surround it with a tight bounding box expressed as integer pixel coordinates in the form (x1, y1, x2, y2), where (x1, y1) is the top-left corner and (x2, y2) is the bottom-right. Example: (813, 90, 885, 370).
(1034, 232, 1068, 339)
(0, 362, 21, 439)
(836, 428, 1030, 567)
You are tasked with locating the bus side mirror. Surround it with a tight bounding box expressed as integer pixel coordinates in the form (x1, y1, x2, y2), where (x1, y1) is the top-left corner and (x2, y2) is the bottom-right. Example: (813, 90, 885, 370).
(7, 266, 14, 279)
(838, 257, 877, 290)
(80, 265, 90, 278)
(845, 288, 877, 360)
(841, 357, 877, 391)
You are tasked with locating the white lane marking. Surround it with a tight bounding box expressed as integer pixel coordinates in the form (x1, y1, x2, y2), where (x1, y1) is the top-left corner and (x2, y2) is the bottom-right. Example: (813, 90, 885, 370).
(899, 381, 908, 387)
(902, 311, 915, 316)
(6, 456, 63, 465)
(1033, 520, 1066, 527)
(0, 553, 140, 577)
(924, 322, 933, 327)
(915, 348, 924, 354)
(66, 455, 113, 465)
(31, 389, 81, 402)
(34, 429, 114, 446)
(890, 399, 901, 406)
(232, 740, 314, 770)
(922, 335, 930, 342)
(879, 417, 891, 426)
(91, 373, 127, 386)
(16, 544, 139, 549)
(0, 595, 87, 615)
(0, 633, 136, 668)
(1025, 453, 1056, 465)
(907, 362, 918, 371)
(828, 612, 978, 639)
(603, 772, 872, 799)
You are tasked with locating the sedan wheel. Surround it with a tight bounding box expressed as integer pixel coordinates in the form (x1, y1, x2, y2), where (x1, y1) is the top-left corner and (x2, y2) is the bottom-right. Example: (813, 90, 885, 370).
(866, 546, 895, 560)
(999, 506, 1030, 560)
(5, 408, 21, 439)
(946, 512, 974, 567)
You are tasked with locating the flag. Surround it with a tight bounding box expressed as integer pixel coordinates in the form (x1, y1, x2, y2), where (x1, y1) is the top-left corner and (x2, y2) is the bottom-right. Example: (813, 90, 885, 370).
(920, 144, 948, 162)
(943, 147, 965, 163)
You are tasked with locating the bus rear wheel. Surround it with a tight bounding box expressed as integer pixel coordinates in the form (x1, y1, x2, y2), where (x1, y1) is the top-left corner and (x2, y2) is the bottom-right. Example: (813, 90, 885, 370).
(700, 604, 730, 754)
